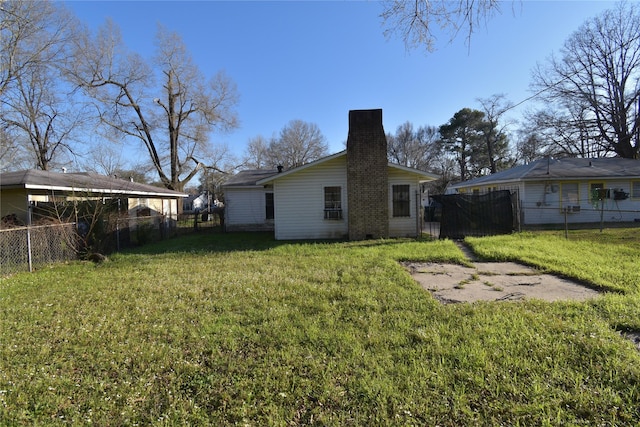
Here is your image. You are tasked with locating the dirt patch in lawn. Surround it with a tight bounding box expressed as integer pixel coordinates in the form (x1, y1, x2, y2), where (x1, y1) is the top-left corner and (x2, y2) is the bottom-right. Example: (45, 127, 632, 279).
(404, 261, 601, 304)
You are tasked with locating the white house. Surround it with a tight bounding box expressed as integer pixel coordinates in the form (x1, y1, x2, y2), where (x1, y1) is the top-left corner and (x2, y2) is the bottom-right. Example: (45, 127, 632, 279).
(258, 152, 437, 240)
(223, 169, 279, 232)
(449, 157, 640, 226)
(223, 109, 438, 240)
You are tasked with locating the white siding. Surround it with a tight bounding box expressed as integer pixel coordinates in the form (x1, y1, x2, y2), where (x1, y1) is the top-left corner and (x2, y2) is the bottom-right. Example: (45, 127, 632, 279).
(0, 189, 29, 223)
(521, 181, 561, 225)
(388, 169, 422, 237)
(522, 179, 640, 225)
(274, 156, 348, 240)
(225, 187, 272, 230)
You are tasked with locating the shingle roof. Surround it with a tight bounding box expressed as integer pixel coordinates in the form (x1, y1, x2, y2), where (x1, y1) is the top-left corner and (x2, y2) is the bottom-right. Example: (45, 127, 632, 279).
(0, 169, 187, 197)
(451, 157, 640, 188)
(222, 169, 280, 187)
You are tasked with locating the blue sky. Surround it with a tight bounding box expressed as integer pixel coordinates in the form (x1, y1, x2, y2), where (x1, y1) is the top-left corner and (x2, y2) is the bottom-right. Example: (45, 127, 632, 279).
(64, 0, 618, 164)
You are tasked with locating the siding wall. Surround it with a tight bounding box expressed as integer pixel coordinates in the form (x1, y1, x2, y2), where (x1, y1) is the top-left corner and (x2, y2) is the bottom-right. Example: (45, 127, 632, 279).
(225, 187, 273, 231)
(388, 169, 421, 237)
(273, 156, 348, 240)
(522, 180, 640, 224)
(458, 179, 640, 225)
(1, 189, 29, 223)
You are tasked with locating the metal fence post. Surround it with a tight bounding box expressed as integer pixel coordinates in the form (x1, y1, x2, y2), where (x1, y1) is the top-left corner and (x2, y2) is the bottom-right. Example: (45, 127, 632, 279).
(27, 203, 33, 272)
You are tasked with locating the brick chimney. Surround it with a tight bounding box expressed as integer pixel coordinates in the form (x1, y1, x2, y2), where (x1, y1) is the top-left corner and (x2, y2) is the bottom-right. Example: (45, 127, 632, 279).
(347, 109, 389, 240)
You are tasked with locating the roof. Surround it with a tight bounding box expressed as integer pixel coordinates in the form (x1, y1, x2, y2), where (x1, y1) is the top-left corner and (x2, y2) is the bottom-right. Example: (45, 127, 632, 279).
(451, 157, 640, 189)
(222, 169, 280, 187)
(0, 169, 187, 198)
(255, 151, 438, 185)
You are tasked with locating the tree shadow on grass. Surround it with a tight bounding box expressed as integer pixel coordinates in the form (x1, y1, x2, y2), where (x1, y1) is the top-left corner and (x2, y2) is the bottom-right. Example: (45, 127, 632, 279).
(122, 231, 286, 255)
(122, 232, 433, 256)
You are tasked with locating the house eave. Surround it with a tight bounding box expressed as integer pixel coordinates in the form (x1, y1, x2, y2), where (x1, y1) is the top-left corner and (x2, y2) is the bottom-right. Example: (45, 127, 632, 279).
(222, 184, 269, 189)
(255, 151, 440, 185)
(23, 183, 187, 198)
(388, 163, 439, 180)
(257, 151, 348, 185)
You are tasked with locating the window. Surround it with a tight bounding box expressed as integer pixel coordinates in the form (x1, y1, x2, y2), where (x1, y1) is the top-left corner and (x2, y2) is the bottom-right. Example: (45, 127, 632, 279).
(324, 186, 342, 220)
(589, 182, 608, 203)
(560, 182, 579, 209)
(265, 192, 274, 220)
(392, 185, 410, 217)
(632, 181, 640, 199)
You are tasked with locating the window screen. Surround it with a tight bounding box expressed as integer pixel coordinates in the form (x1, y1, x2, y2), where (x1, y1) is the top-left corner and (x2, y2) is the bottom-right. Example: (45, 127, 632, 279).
(324, 186, 342, 219)
(392, 185, 410, 217)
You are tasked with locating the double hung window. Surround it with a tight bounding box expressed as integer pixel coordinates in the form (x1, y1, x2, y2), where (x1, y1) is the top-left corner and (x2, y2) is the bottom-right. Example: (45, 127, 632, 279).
(324, 186, 342, 220)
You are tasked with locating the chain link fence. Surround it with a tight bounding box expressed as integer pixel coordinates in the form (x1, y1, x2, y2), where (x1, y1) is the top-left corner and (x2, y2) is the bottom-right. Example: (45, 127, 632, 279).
(0, 223, 78, 276)
(0, 212, 225, 276)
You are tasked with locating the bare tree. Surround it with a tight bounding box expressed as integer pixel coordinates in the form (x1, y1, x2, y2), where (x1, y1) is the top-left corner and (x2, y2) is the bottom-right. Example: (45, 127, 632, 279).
(531, 2, 640, 159)
(476, 94, 512, 173)
(513, 125, 545, 164)
(381, 0, 502, 52)
(524, 102, 609, 159)
(68, 22, 239, 192)
(243, 135, 272, 169)
(387, 122, 441, 171)
(0, 125, 30, 171)
(1, 1, 83, 170)
(81, 143, 125, 177)
(1, 0, 76, 96)
(1, 59, 84, 170)
(266, 120, 328, 169)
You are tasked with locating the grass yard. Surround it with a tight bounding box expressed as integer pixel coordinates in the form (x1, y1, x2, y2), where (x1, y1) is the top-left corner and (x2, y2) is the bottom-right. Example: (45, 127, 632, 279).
(1, 229, 639, 425)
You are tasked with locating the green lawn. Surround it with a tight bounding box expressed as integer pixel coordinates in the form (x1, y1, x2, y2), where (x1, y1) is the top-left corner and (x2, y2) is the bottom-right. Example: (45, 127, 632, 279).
(1, 230, 639, 425)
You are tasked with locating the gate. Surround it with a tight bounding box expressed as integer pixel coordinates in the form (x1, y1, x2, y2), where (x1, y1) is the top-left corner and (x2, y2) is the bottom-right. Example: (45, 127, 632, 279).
(430, 190, 517, 239)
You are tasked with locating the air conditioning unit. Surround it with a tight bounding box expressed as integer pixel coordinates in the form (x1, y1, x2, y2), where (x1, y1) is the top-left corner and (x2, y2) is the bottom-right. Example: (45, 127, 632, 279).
(563, 205, 581, 213)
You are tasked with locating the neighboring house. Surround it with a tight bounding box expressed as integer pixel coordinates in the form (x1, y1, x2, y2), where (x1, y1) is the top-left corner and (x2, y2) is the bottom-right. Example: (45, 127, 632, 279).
(223, 109, 438, 240)
(183, 193, 218, 214)
(0, 169, 187, 225)
(448, 157, 640, 226)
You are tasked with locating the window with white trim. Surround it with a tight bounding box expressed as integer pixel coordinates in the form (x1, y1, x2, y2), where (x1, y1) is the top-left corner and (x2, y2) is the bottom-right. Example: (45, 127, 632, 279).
(324, 186, 342, 220)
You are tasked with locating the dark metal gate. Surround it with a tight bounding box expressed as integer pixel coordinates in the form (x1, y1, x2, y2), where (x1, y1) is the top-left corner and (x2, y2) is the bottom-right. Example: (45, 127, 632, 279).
(430, 190, 517, 239)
